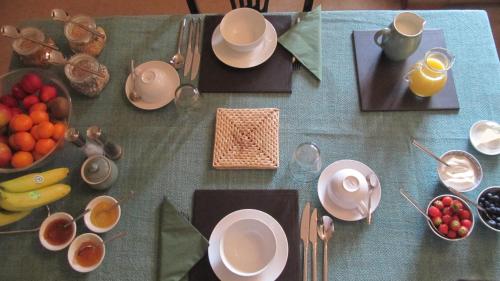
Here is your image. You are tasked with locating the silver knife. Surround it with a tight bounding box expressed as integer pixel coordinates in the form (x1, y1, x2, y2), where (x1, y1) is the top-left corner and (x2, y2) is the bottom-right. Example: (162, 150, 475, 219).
(309, 208, 318, 281)
(300, 202, 310, 281)
(183, 19, 194, 77)
(190, 18, 201, 81)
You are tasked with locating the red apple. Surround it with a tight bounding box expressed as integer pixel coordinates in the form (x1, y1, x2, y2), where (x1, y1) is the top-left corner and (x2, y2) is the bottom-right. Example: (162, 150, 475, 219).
(0, 135, 7, 144)
(23, 95, 40, 109)
(40, 85, 57, 103)
(10, 107, 23, 117)
(12, 83, 27, 100)
(0, 95, 18, 108)
(0, 104, 12, 127)
(20, 73, 42, 94)
(0, 142, 12, 167)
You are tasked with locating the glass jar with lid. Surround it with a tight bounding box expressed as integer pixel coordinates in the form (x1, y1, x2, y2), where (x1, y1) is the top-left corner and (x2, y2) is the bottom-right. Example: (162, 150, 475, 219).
(12, 27, 57, 67)
(64, 53, 109, 97)
(64, 14, 106, 56)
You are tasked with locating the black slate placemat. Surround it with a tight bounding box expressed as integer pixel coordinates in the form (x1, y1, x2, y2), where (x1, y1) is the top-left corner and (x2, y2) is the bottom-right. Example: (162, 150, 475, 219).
(353, 29, 459, 111)
(189, 190, 299, 281)
(198, 15, 293, 93)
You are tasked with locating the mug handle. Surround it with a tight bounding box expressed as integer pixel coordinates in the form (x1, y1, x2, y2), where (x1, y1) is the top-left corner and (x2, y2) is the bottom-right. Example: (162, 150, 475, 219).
(373, 28, 391, 47)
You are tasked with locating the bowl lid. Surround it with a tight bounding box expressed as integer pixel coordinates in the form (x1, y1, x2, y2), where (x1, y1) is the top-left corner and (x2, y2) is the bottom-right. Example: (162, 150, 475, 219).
(82, 155, 111, 184)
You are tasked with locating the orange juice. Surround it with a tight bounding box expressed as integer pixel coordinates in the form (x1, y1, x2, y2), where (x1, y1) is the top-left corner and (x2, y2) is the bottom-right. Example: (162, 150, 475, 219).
(408, 57, 448, 97)
(90, 201, 119, 228)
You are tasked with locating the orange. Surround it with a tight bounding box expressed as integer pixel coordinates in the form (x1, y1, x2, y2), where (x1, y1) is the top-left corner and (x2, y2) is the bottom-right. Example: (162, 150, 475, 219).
(29, 103, 47, 113)
(29, 110, 49, 125)
(8, 135, 18, 150)
(30, 125, 39, 140)
(35, 138, 56, 156)
(11, 151, 33, 168)
(37, 121, 54, 139)
(52, 123, 67, 141)
(32, 151, 43, 161)
(13, 132, 35, 152)
(9, 114, 33, 132)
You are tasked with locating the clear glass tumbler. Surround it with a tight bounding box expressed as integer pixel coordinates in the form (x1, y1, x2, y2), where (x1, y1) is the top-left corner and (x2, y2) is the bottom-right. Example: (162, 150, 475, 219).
(289, 142, 322, 182)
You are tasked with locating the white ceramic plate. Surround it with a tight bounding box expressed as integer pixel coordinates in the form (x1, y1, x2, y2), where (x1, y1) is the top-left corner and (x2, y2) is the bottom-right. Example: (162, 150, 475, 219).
(211, 19, 278, 69)
(124, 60, 180, 110)
(208, 209, 288, 281)
(318, 160, 382, 221)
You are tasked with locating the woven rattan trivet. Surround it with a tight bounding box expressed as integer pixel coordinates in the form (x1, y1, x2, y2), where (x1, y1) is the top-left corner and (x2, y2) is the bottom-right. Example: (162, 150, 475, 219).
(213, 108, 280, 169)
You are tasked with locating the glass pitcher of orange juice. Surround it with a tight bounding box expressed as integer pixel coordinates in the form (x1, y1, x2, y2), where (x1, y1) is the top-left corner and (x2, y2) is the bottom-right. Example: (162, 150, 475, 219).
(405, 48, 455, 97)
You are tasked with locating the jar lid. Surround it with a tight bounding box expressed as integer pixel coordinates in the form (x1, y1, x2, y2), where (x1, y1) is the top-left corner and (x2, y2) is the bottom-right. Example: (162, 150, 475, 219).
(12, 27, 44, 55)
(64, 14, 96, 43)
(64, 53, 98, 82)
(81, 155, 111, 184)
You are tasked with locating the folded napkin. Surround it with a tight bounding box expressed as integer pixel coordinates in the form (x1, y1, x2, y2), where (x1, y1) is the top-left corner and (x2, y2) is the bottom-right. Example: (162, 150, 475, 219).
(158, 197, 208, 281)
(278, 5, 322, 80)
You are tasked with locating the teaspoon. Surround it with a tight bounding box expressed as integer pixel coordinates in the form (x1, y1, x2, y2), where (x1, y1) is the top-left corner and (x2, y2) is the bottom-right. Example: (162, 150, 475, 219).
(169, 18, 186, 69)
(317, 216, 334, 281)
(411, 138, 450, 167)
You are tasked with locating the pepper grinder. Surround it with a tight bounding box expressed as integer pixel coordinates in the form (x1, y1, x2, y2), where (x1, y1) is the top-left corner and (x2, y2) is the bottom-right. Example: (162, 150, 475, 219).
(65, 127, 104, 157)
(86, 125, 123, 160)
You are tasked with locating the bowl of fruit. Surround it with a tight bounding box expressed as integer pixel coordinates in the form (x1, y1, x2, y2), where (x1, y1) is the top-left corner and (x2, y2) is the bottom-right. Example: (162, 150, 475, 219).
(0, 68, 71, 173)
(477, 186, 500, 232)
(427, 194, 474, 241)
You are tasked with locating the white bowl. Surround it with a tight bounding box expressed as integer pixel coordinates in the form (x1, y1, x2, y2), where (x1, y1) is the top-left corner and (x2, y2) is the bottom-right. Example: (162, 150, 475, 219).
(426, 194, 474, 241)
(220, 218, 277, 277)
(469, 120, 500, 155)
(39, 212, 76, 251)
(220, 8, 266, 52)
(84, 195, 121, 233)
(67, 233, 105, 273)
(327, 168, 369, 210)
(476, 186, 500, 233)
(437, 150, 482, 192)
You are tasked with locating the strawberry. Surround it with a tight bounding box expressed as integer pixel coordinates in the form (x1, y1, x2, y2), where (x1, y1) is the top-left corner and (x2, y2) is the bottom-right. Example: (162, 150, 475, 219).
(442, 214, 452, 224)
(451, 215, 460, 222)
(438, 223, 449, 235)
(459, 209, 471, 220)
(20, 73, 42, 94)
(457, 226, 469, 237)
(11, 83, 27, 100)
(442, 196, 453, 206)
(450, 219, 461, 232)
(0, 95, 17, 108)
(23, 95, 40, 109)
(461, 219, 472, 229)
(432, 216, 442, 227)
(447, 230, 457, 239)
(451, 200, 464, 212)
(39, 85, 57, 103)
(433, 200, 444, 210)
(428, 206, 441, 217)
(442, 207, 453, 216)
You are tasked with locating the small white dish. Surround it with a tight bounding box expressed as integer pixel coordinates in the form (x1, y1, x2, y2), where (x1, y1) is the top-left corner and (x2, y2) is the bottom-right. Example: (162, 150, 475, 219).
(84, 195, 121, 233)
(220, 218, 277, 277)
(318, 160, 382, 221)
(67, 233, 105, 273)
(208, 209, 288, 281)
(220, 8, 266, 52)
(39, 212, 77, 251)
(124, 60, 180, 110)
(437, 150, 482, 192)
(469, 120, 500, 155)
(212, 19, 277, 69)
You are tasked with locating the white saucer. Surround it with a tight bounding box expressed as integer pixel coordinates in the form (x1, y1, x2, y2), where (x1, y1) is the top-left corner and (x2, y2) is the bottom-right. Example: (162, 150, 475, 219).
(317, 160, 382, 221)
(212, 19, 278, 69)
(208, 209, 288, 281)
(124, 60, 180, 110)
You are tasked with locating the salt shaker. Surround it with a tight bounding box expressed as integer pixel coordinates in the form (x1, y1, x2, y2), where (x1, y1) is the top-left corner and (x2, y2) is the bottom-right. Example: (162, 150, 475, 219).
(86, 126, 123, 160)
(65, 127, 104, 157)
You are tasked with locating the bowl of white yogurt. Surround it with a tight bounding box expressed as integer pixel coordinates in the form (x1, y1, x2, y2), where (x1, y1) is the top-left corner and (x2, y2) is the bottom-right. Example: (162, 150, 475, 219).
(437, 150, 483, 192)
(469, 120, 500, 156)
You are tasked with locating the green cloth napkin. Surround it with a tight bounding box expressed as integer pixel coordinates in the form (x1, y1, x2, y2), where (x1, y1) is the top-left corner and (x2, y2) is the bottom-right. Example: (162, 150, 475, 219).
(158, 197, 208, 281)
(278, 5, 322, 80)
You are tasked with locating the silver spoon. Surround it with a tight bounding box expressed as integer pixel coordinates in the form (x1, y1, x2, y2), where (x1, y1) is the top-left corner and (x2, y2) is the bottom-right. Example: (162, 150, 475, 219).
(129, 60, 141, 101)
(51, 9, 104, 39)
(366, 174, 378, 224)
(446, 186, 493, 220)
(64, 208, 91, 228)
(411, 138, 450, 167)
(317, 216, 334, 281)
(1, 25, 59, 50)
(169, 18, 186, 69)
(45, 50, 105, 78)
(399, 188, 434, 224)
(77, 231, 127, 256)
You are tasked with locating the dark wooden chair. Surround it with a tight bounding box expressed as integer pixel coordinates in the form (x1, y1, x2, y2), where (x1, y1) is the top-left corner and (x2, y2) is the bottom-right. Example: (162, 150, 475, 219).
(187, 0, 315, 14)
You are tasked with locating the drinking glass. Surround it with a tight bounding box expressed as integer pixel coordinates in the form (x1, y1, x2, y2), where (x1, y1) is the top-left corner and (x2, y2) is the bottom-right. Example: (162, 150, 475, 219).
(174, 84, 201, 111)
(289, 142, 322, 182)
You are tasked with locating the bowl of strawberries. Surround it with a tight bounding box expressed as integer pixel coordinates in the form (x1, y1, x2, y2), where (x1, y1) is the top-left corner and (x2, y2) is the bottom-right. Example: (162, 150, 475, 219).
(0, 68, 71, 173)
(426, 194, 475, 241)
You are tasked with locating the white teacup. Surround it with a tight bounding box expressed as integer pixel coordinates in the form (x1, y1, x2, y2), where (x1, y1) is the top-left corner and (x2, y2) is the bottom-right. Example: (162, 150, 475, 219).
(220, 8, 266, 53)
(220, 218, 276, 277)
(327, 168, 369, 210)
(134, 68, 169, 103)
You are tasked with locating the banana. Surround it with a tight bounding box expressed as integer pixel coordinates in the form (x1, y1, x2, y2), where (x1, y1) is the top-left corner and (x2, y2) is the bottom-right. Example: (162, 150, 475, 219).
(0, 184, 71, 212)
(0, 168, 69, 193)
(0, 209, 32, 227)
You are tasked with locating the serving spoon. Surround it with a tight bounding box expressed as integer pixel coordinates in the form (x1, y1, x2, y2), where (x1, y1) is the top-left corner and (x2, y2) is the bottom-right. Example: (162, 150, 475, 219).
(411, 138, 450, 167)
(51, 9, 105, 39)
(1, 25, 59, 50)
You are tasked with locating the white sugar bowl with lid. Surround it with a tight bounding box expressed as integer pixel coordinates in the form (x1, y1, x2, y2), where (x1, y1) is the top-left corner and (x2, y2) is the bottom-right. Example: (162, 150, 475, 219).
(81, 155, 118, 190)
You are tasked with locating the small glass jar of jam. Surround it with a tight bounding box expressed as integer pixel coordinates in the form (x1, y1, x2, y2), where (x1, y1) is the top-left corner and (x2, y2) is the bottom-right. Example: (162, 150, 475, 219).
(64, 53, 109, 97)
(64, 14, 106, 57)
(12, 27, 57, 67)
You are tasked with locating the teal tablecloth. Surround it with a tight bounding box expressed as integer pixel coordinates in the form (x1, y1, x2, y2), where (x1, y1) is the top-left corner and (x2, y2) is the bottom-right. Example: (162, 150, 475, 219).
(1, 10, 499, 281)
